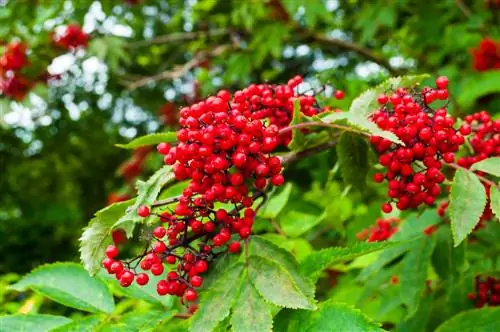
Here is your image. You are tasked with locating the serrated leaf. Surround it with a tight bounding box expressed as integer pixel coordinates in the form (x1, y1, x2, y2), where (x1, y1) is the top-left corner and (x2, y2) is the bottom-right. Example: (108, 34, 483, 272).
(470, 157, 500, 177)
(52, 316, 101, 332)
(357, 239, 418, 282)
(230, 276, 273, 332)
(113, 166, 174, 236)
(249, 236, 315, 299)
(79, 200, 133, 275)
(191, 263, 244, 332)
(274, 300, 383, 332)
(490, 186, 500, 220)
(98, 310, 175, 332)
(0, 314, 72, 332)
(449, 168, 487, 246)
(300, 241, 396, 281)
(457, 71, 500, 109)
(337, 132, 369, 190)
(400, 236, 436, 316)
(115, 132, 177, 149)
(288, 99, 307, 151)
(10, 263, 114, 313)
(260, 183, 293, 219)
(248, 256, 315, 310)
(435, 307, 500, 332)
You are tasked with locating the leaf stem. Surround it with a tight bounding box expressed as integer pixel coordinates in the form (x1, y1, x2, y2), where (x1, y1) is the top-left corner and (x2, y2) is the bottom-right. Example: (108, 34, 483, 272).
(279, 121, 370, 137)
(444, 162, 499, 188)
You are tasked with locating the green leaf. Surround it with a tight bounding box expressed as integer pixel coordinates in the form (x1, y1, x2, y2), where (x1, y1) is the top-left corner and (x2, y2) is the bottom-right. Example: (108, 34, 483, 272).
(10, 263, 114, 313)
(274, 300, 383, 332)
(0, 314, 72, 332)
(115, 132, 177, 149)
(449, 168, 488, 246)
(280, 210, 321, 237)
(457, 71, 500, 109)
(99, 310, 175, 332)
(260, 183, 293, 219)
(337, 132, 369, 190)
(230, 276, 273, 332)
(113, 166, 174, 236)
(396, 294, 433, 332)
(288, 99, 307, 151)
(470, 157, 500, 177)
(400, 236, 436, 316)
(248, 256, 316, 310)
(435, 307, 500, 332)
(300, 241, 396, 280)
(490, 186, 500, 220)
(99, 268, 174, 308)
(79, 200, 133, 276)
(358, 239, 418, 282)
(52, 316, 101, 332)
(249, 236, 315, 300)
(191, 263, 244, 332)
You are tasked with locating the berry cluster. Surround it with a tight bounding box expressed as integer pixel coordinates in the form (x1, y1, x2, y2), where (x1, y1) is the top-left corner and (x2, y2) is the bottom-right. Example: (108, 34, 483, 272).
(103, 77, 324, 303)
(0, 41, 32, 100)
(356, 217, 400, 242)
(467, 276, 500, 308)
(52, 24, 89, 50)
(471, 38, 500, 72)
(370, 76, 466, 212)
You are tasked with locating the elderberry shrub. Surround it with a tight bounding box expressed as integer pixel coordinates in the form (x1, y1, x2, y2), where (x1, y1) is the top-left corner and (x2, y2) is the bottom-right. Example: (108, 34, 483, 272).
(102, 76, 333, 303)
(370, 76, 470, 212)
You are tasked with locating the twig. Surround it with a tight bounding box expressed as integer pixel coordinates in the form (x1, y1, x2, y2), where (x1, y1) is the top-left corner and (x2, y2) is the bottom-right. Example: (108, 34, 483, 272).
(280, 138, 340, 165)
(301, 31, 401, 75)
(455, 0, 472, 18)
(279, 121, 370, 138)
(445, 162, 499, 188)
(126, 29, 228, 48)
(174, 313, 193, 319)
(127, 44, 232, 90)
(152, 195, 181, 207)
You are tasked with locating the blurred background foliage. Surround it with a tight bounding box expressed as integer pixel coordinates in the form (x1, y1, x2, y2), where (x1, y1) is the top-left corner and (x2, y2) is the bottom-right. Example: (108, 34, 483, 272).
(0, 0, 499, 310)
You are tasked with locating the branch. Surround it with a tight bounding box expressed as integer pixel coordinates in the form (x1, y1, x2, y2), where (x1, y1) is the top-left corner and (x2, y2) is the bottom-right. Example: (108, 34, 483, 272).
(280, 139, 339, 165)
(444, 162, 499, 189)
(302, 31, 401, 75)
(279, 121, 370, 138)
(152, 195, 181, 207)
(126, 29, 228, 48)
(126, 44, 233, 90)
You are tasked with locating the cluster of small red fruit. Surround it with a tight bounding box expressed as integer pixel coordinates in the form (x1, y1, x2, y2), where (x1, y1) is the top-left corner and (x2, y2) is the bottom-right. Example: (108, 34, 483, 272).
(0, 25, 88, 100)
(471, 38, 500, 72)
(468, 276, 500, 308)
(370, 77, 474, 213)
(356, 217, 400, 242)
(102, 77, 345, 303)
(437, 110, 499, 225)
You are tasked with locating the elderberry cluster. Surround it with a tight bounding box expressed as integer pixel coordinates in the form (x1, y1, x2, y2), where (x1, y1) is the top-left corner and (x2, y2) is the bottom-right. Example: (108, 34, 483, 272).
(52, 24, 89, 50)
(467, 276, 500, 308)
(356, 217, 400, 242)
(371, 76, 467, 212)
(102, 76, 328, 303)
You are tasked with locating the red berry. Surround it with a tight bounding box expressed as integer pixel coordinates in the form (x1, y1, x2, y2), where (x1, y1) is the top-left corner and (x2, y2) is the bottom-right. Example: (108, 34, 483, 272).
(194, 260, 208, 274)
(382, 203, 393, 213)
(138, 205, 150, 218)
(271, 174, 285, 186)
(228, 241, 241, 253)
(151, 263, 164, 276)
(136, 273, 149, 286)
(191, 276, 203, 288)
(334, 90, 345, 100)
(184, 289, 198, 302)
(435, 76, 448, 89)
(157, 143, 171, 155)
(105, 245, 119, 258)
